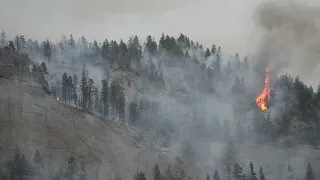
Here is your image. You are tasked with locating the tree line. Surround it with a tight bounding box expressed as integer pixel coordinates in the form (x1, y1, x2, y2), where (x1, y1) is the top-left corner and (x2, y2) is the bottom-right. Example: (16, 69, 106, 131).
(0, 146, 315, 180)
(3, 29, 320, 145)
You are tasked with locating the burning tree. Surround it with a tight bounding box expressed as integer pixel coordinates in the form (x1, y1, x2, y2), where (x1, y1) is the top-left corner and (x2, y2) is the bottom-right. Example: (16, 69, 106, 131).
(256, 67, 270, 112)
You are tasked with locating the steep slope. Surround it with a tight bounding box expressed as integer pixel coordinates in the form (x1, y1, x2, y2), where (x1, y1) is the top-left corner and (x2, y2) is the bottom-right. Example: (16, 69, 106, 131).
(0, 78, 200, 180)
(0, 48, 201, 180)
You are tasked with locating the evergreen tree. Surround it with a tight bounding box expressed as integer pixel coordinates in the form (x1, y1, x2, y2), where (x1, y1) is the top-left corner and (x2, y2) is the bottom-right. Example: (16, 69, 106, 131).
(109, 81, 118, 118)
(19, 35, 26, 51)
(14, 35, 21, 52)
(9, 41, 15, 50)
(233, 163, 243, 180)
(117, 89, 126, 124)
(179, 169, 186, 180)
(213, 170, 221, 180)
(80, 64, 88, 111)
(101, 79, 109, 117)
(65, 156, 76, 180)
(78, 161, 87, 180)
(0, 30, 7, 47)
(87, 79, 94, 110)
(222, 141, 237, 166)
(33, 149, 42, 166)
(259, 167, 265, 180)
(179, 140, 195, 164)
(249, 162, 257, 180)
(205, 48, 211, 59)
(305, 163, 314, 180)
(206, 174, 210, 180)
(72, 74, 79, 107)
(153, 163, 161, 180)
(119, 39, 130, 69)
(129, 99, 138, 126)
(287, 164, 294, 180)
(43, 40, 52, 62)
(211, 44, 216, 54)
(135, 172, 147, 180)
(145, 35, 158, 56)
(19, 154, 29, 180)
(68, 76, 73, 105)
(225, 164, 232, 180)
(40, 62, 48, 76)
(62, 73, 68, 103)
(69, 34, 76, 49)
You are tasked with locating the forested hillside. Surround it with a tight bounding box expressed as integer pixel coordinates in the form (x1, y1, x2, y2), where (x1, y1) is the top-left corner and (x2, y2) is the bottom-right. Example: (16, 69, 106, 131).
(0, 30, 319, 180)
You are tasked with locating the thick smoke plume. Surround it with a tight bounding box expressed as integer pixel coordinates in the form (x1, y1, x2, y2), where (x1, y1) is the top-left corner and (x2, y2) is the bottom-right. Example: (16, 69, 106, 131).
(253, 0, 320, 87)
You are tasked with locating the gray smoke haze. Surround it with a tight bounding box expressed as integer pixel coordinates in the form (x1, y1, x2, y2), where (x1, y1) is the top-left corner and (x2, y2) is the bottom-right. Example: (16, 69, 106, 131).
(252, 0, 320, 87)
(3, 0, 320, 180)
(0, 0, 262, 57)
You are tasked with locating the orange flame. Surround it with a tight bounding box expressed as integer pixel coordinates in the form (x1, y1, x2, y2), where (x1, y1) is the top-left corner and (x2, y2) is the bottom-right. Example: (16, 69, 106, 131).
(255, 67, 270, 112)
(56, 97, 60, 101)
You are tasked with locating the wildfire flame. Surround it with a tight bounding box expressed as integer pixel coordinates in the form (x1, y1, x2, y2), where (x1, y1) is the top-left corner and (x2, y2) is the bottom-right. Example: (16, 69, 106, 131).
(56, 97, 60, 101)
(255, 67, 270, 112)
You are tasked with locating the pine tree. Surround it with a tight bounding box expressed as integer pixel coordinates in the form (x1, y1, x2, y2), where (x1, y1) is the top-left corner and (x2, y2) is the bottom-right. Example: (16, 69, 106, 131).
(179, 169, 186, 180)
(69, 34, 75, 49)
(117, 89, 126, 124)
(129, 99, 138, 126)
(19, 154, 29, 180)
(43, 40, 52, 62)
(153, 163, 161, 180)
(101, 79, 109, 117)
(9, 41, 15, 50)
(68, 76, 73, 105)
(135, 172, 147, 180)
(164, 165, 173, 180)
(119, 39, 130, 69)
(287, 164, 294, 180)
(222, 140, 237, 166)
(40, 62, 48, 77)
(109, 81, 118, 118)
(80, 63, 88, 111)
(14, 35, 21, 52)
(145, 35, 158, 56)
(72, 74, 79, 107)
(259, 167, 265, 180)
(33, 149, 42, 166)
(180, 140, 195, 164)
(0, 30, 7, 47)
(211, 44, 216, 54)
(249, 162, 257, 180)
(62, 73, 68, 103)
(65, 156, 76, 180)
(213, 170, 221, 180)
(205, 48, 211, 59)
(233, 163, 243, 180)
(206, 174, 210, 180)
(305, 163, 314, 180)
(79, 161, 87, 180)
(225, 164, 232, 180)
(87, 79, 94, 110)
(19, 35, 26, 51)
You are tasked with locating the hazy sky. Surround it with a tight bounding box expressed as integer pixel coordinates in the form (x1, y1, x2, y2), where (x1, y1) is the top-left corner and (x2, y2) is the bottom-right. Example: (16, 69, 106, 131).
(1, 0, 320, 58)
(0, 0, 267, 57)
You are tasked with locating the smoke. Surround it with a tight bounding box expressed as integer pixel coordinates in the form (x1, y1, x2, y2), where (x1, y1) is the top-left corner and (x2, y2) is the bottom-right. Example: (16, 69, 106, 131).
(252, 0, 320, 87)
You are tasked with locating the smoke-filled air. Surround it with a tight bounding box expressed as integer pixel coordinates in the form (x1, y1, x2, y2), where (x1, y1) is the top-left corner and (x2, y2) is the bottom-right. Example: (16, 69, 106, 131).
(1, 0, 320, 180)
